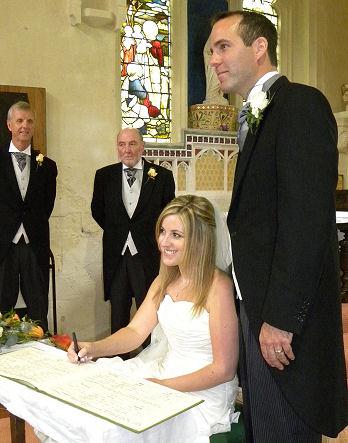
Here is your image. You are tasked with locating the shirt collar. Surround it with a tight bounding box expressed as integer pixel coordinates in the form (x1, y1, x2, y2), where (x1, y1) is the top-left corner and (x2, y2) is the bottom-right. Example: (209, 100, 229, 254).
(9, 141, 31, 155)
(246, 71, 279, 101)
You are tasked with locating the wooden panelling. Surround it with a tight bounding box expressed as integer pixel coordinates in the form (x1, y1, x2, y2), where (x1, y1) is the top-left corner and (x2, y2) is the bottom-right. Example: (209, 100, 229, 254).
(0, 85, 46, 154)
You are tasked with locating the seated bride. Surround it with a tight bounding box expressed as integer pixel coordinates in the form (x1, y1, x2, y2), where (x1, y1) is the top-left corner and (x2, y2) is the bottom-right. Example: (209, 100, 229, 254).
(68, 194, 239, 439)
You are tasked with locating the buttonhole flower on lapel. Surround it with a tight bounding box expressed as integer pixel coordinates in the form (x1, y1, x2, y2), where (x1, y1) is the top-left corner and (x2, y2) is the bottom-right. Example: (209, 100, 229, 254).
(246, 90, 270, 134)
(146, 167, 158, 183)
(36, 153, 44, 170)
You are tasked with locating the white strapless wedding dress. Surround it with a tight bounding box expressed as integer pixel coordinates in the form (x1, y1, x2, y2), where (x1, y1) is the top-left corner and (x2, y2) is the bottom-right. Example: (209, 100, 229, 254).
(101, 294, 239, 439)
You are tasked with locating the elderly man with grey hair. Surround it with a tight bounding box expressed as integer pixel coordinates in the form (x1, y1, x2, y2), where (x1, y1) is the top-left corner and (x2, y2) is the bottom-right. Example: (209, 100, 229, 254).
(91, 128, 175, 352)
(0, 101, 57, 330)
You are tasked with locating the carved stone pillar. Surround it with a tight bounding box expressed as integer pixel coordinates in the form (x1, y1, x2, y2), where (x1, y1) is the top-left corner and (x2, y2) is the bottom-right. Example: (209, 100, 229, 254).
(334, 83, 348, 188)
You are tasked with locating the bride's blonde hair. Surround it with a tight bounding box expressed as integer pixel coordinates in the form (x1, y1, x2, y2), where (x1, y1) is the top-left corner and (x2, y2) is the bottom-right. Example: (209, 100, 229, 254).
(154, 195, 216, 315)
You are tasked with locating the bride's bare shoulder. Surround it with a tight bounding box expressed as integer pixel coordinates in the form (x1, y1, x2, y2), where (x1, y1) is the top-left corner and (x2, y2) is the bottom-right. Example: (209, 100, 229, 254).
(213, 268, 233, 289)
(205, 269, 235, 309)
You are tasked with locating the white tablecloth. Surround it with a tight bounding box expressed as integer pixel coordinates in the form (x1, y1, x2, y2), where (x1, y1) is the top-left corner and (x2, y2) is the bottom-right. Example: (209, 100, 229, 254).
(0, 343, 203, 443)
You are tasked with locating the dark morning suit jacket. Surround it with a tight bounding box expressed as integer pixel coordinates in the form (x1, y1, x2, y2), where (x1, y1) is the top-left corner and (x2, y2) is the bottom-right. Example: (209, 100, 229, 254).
(91, 158, 175, 301)
(0, 146, 57, 286)
(228, 76, 347, 436)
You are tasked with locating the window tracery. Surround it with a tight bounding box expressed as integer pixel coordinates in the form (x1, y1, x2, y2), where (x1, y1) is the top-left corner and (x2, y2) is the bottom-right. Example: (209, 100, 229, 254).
(242, 0, 278, 28)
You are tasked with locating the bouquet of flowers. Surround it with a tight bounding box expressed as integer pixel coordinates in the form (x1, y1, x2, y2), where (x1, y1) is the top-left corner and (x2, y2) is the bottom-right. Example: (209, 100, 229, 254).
(0, 310, 44, 347)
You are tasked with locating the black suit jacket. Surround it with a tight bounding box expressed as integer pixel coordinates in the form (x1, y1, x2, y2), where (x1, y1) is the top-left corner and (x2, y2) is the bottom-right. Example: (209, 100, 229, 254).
(228, 76, 347, 436)
(0, 147, 57, 276)
(91, 158, 175, 301)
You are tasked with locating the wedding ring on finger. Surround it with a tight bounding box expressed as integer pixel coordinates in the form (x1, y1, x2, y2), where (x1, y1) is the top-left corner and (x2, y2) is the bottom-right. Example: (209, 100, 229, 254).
(275, 349, 284, 354)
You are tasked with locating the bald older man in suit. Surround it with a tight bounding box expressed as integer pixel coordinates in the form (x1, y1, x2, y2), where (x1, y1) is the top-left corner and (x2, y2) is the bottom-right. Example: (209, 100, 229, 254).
(91, 128, 175, 349)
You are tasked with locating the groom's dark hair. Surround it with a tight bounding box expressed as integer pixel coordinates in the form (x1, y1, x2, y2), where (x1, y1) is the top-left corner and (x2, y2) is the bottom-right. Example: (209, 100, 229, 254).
(211, 10, 278, 67)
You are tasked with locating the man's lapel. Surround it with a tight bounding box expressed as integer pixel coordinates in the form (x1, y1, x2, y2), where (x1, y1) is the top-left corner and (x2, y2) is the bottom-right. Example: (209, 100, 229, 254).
(114, 163, 125, 207)
(133, 159, 156, 217)
(231, 76, 288, 204)
(24, 150, 38, 203)
(0, 149, 23, 202)
(113, 163, 130, 220)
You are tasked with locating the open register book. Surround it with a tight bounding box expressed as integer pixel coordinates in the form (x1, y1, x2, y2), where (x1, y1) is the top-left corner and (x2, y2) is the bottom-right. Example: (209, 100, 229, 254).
(0, 345, 203, 433)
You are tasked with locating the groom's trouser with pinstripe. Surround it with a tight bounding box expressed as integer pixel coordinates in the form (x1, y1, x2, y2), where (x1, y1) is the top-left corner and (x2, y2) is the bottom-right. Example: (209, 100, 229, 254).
(239, 303, 321, 443)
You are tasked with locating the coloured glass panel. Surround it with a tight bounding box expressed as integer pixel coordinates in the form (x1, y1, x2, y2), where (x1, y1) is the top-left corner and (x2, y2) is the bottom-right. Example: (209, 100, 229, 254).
(120, 0, 171, 142)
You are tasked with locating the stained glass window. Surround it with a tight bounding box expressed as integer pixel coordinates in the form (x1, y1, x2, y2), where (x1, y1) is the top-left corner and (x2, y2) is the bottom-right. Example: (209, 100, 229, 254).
(243, 0, 278, 29)
(120, 0, 171, 142)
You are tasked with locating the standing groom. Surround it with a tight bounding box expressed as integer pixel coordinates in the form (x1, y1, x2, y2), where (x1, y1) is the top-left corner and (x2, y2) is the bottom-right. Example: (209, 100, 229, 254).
(0, 101, 57, 330)
(91, 128, 175, 342)
(210, 10, 347, 442)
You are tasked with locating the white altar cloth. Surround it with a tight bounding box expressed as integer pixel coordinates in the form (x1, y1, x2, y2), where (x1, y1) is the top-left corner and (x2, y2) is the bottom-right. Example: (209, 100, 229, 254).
(0, 343, 203, 443)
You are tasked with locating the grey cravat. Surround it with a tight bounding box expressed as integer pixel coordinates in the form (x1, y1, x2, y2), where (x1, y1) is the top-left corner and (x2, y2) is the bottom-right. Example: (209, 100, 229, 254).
(236, 102, 250, 151)
(13, 152, 27, 171)
(124, 168, 136, 187)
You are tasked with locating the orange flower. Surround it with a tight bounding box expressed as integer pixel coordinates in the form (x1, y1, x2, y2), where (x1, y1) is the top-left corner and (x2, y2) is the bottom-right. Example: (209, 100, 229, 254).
(50, 334, 72, 351)
(28, 325, 44, 339)
(5, 313, 20, 325)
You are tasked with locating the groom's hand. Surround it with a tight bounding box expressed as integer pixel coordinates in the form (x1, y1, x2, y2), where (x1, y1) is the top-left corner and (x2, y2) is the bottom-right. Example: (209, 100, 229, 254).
(259, 322, 295, 370)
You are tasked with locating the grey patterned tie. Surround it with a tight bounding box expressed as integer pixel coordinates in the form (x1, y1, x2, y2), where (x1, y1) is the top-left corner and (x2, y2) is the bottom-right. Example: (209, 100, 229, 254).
(236, 102, 250, 151)
(13, 152, 27, 171)
(124, 168, 136, 187)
